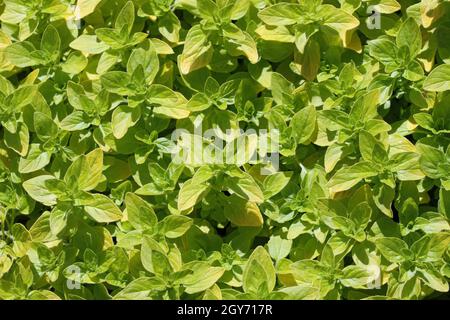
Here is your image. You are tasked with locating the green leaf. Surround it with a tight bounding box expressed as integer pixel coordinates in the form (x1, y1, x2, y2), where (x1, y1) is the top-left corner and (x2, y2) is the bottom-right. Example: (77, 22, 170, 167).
(226, 171, 264, 203)
(181, 262, 225, 294)
(161, 215, 193, 238)
(114, 277, 166, 299)
(141, 236, 172, 275)
(61, 52, 88, 74)
(399, 198, 418, 227)
(416, 143, 446, 179)
(179, 25, 212, 74)
(95, 28, 125, 49)
(267, 235, 292, 261)
(243, 246, 276, 296)
(64, 148, 104, 192)
(300, 39, 320, 81)
(373, 183, 395, 218)
(49, 205, 69, 236)
(41, 25, 60, 59)
(112, 105, 141, 139)
(340, 265, 371, 288)
(115, 1, 135, 35)
(397, 18, 422, 58)
(5, 42, 44, 67)
(75, 0, 103, 19)
(34, 112, 58, 141)
(18, 144, 51, 173)
(223, 25, 258, 64)
(158, 11, 181, 43)
(349, 89, 381, 122)
(291, 105, 317, 144)
(439, 188, 450, 220)
(10, 85, 38, 109)
(328, 161, 379, 193)
(258, 4, 304, 26)
(324, 143, 349, 173)
(28, 290, 61, 300)
(262, 171, 292, 199)
(23, 175, 58, 206)
(413, 113, 434, 131)
(271, 72, 294, 105)
(150, 38, 174, 54)
(367, 37, 398, 67)
(147, 84, 186, 107)
(223, 195, 263, 227)
(375, 237, 411, 263)
(424, 232, 450, 262)
(197, 0, 218, 20)
(125, 193, 157, 231)
(100, 71, 133, 95)
(69, 35, 109, 55)
(349, 203, 372, 230)
(4, 122, 29, 156)
(187, 93, 211, 112)
(359, 130, 388, 163)
(60, 111, 91, 131)
(423, 64, 450, 92)
(320, 5, 360, 33)
(127, 45, 159, 85)
(177, 179, 210, 212)
(417, 268, 449, 292)
(81, 193, 123, 223)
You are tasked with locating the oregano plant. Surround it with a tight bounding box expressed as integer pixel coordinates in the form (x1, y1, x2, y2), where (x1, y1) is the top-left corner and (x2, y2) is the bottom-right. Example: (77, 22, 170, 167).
(0, 0, 449, 300)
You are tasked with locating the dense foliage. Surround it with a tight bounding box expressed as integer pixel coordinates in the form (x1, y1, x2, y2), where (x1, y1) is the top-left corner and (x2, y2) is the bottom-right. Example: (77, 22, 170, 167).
(0, 0, 450, 300)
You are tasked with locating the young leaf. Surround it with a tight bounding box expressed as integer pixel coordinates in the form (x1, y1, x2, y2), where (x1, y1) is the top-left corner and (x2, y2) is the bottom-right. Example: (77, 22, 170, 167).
(375, 237, 412, 263)
(41, 25, 60, 59)
(328, 161, 379, 193)
(81, 193, 123, 223)
(115, 1, 135, 35)
(125, 193, 157, 231)
(291, 105, 317, 144)
(243, 246, 276, 296)
(258, 4, 304, 26)
(23, 175, 59, 206)
(396, 18, 422, 58)
(423, 64, 450, 92)
(160, 215, 193, 238)
(179, 25, 212, 74)
(223, 195, 263, 227)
